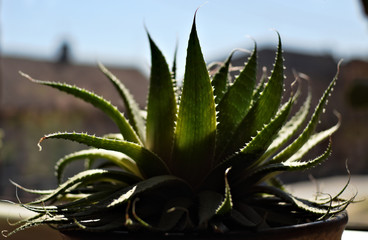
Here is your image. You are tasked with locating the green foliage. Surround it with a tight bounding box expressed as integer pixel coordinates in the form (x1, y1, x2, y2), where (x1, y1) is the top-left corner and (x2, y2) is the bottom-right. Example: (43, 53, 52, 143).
(4, 13, 352, 237)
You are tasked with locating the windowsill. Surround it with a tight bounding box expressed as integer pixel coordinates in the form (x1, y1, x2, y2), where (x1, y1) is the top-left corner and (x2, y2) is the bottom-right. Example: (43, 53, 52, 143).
(343, 230, 368, 239)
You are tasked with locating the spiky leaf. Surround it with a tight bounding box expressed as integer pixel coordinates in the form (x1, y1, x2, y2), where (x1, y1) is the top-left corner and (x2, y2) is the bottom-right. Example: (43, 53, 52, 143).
(271, 62, 340, 164)
(211, 51, 235, 104)
(215, 168, 233, 215)
(38, 132, 169, 178)
(215, 45, 257, 161)
(146, 33, 177, 163)
(198, 191, 224, 226)
(240, 97, 294, 163)
(219, 35, 284, 159)
(30, 169, 140, 204)
(203, 96, 294, 190)
(99, 63, 146, 142)
(172, 16, 217, 186)
(20, 72, 141, 144)
(55, 149, 143, 183)
(107, 175, 191, 208)
(262, 88, 312, 161)
(239, 140, 332, 187)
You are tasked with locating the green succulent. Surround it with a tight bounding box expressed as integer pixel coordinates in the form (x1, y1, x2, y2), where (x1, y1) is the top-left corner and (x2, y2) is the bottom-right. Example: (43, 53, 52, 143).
(5, 14, 352, 237)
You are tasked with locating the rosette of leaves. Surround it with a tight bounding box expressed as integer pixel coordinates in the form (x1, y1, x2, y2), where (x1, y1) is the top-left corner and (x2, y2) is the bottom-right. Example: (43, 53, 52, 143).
(4, 14, 352, 237)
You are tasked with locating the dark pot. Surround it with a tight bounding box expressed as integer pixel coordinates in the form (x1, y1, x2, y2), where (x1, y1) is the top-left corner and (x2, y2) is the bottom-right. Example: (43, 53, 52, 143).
(63, 211, 348, 240)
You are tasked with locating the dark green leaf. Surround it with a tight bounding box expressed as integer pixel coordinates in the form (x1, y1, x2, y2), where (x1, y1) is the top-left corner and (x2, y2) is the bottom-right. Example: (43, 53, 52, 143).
(239, 140, 332, 187)
(197, 191, 224, 225)
(204, 96, 293, 188)
(157, 197, 193, 231)
(146, 33, 177, 163)
(240, 96, 294, 167)
(229, 209, 258, 228)
(216, 167, 233, 215)
(251, 185, 348, 216)
(215, 45, 257, 161)
(211, 50, 235, 104)
(107, 175, 191, 208)
(218, 35, 284, 159)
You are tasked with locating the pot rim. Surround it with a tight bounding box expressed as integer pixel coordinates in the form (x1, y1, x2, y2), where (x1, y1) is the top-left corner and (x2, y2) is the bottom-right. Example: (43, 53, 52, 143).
(63, 210, 348, 239)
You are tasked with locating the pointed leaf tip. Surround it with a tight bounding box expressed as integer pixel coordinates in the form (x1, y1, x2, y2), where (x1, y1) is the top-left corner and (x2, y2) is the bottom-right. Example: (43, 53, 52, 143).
(172, 13, 217, 186)
(216, 167, 233, 215)
(37, 137, 46, 151)
(146, 28, 177, 162)
(19, 71, 34, 82)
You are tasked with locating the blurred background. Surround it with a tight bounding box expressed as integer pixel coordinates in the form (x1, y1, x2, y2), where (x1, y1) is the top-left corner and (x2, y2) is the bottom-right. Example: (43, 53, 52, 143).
(0, 0, 368, 229)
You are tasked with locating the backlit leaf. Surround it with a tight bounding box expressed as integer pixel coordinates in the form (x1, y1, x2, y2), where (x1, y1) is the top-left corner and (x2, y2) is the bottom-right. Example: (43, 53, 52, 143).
(172, 15, 217, 187)
(20, 72, 141, 144)
(39, 132, 170, 178)
(99, 63, 146, 142)
(146, 32, 177, 163)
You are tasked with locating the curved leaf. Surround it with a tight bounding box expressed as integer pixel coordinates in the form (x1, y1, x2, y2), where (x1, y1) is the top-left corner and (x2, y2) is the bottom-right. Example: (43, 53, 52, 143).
(215, 167, 233, 215)
(9, 180, 54, 195)
(197, 190, 224, 225)
(250, 185, 349, 216)
(23, 189, 117, 214)
(20, 72, 141, 144)
(2, 214, 68, 238)
(157, 197, 193, 231)
(263, 88, 312, 161)
(55, 149, 143, 183)
(238, 140, 332, 188)
(37, 175, 193, 232)
(271, 61, 341, 163)
(285, 119, 340, 163)
(30, 169, 140, 204)
(107, 175, 191, 208)
(99, 63, 146, 142)
(38, 132, 170, 178)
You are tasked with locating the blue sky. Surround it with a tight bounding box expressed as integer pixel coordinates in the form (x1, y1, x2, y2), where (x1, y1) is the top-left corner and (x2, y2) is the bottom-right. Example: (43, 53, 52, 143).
(2, 0, 368, 75)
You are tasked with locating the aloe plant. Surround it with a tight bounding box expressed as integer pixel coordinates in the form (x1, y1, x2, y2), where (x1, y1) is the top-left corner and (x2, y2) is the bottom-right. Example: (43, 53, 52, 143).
(4, 14, 352, 237)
